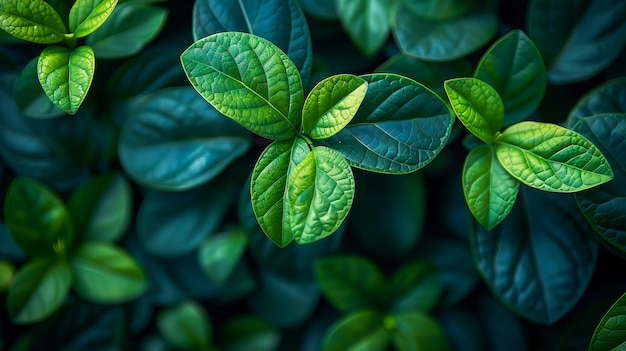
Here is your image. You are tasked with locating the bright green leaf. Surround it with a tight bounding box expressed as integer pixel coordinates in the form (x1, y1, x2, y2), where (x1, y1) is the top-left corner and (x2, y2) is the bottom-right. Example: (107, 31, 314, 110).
(0, 0, 66, 43)
(323, 310, 389, 351)
(7, 257, 71, 324)
(388, 261, 442, 314)
(0, 260, 14, 291)
(69, 0, 118, 37)
(181, 31, 304, 140)
(589, 292, 626, 351)
(474, 29, 547, 125)
(4, 177, 74, 257)
(287, 146, 355, 244)
(198, 227, 248, 285)
(218, 315, 281, 351)
(37, 45, 95, 115)
(496, 121, 614, 192)
(444, 77, 504, 144)
(157, 301, 212, 350)
(335, 0, 390, 57)
(389, 311, 450, 351)
(71, 242, 147, 303)
(567, 77, 626, 128)
(303, 74, 368, 139)
(463, 144, 520, 230)
(15, 57, 64, 119)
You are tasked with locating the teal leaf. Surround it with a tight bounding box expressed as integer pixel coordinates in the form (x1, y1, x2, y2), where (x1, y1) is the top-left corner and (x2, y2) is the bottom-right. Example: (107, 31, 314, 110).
(118, 87, 250, 191)
(496, 121, 614, 192)
(7, 257, 71, 324)
(3, 177, 74, 257)
(198, 227, 248, 285)
(589, 292, 626, 351)
(287, 146, 355, 244)
(335, 0, 391, 57)
(323, 310, 389, 351)
(302, 74, 368, 139)
(444, 77, 504, 144)
(314, 255, 385, 313)
(323, 73, 453, 173)
(471, 188, 599, 324)
(157, 301, 212, 350)
(192, 0, 312, 83)
(218, 315, 281, 351)
(400, 0, 475, 20)
(37, 45, 95, 115)
(573, 114, 626, 253)
(527, 0, 626, 84)
(15, 57, 64, 119)
(474, 29, 547, 125)
(388, 261, 442, 314)
(463, 144, 520, 230)
(86, 3, 167, 59)
(181, 32, 304, 140)
(70, 242, 147, 303)
(298, 0, 337, 20)
(0, 0, 66, 43)
(69, 0, 118, 38)
(567, 77, 626, 128)
(389, 311, 450, 351)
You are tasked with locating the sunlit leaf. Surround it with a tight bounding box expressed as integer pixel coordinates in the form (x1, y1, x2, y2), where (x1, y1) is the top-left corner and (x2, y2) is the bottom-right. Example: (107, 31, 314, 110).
(0, 0, 66, 43)
(15, 58, 64, 119)
(335, 0, 390, 56)
(69, 0, 118, 38)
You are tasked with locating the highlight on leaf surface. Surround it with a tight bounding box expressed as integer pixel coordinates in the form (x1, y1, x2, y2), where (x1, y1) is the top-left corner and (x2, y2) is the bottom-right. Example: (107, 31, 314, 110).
(0, 0, 67, 44)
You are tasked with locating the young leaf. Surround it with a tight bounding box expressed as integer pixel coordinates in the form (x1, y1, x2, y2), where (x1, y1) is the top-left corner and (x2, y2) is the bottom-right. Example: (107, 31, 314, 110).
(4, 177, 75, 257)
(218, 315, 281, 351)
(70, 242, 147, 303)
(444, 77, 504, 144)
(69, 0, 118, 38)
(496, 121, 614, 192)
(181, 32, 304, 140)
(157, 301, 212, 350)
(389, 312, 450, 351)
(38, 45, 95, 115)
(198, 227, 248, 285)
(0, 0, 66, 43)
(287, 146, 355, 244)
(7, 257, 71, 324)
(474, 29, 547, 125)
(335, 0, 390, 57)
(589, 292, 626, 351)
(567, 77, 626, 128)
(323, 310, 389, 351)
(463, 144, 520, 230)
(388, 261, 442, 314)
(302, 74, 368, 139)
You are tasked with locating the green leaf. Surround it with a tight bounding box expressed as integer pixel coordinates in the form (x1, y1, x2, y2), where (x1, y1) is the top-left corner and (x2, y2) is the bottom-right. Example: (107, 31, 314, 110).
(118, 87, 250, 191)
(69, 0, 118, 38)
(388, 261, 442, 314)
(198, 227, 248, 285)
(444, 77, 504, 144)
(572, 114, 626, 253)
(474, 29, 547, 125)
(496, 121, 614, 192)
(287, 146, 355, 244)
(192, 0, 312, 84)
(0, 0, 66, 43)
(15, 57, 64, 119)
(0, 260, 14, 292)
(335, 0, 390, 57)
(322, 73, 453, 173)
(7, 257, 71, 324)
(389, 311, 450, 351)
(400, 0, 475, 19)
(323, 310, 389, 351)
(314, 255, 385, 313)
(67, 172, 132, 243)
(590, 292, 626, 351)
(218, 315, 281, 351)
(303, 74, 367, 139)
(157, 301, 212, 350)
(86, 3, 167, 59)
(181, 32, 304, 140)
(394, 3, 497, 61)
(70, 242, 147, 303)
(298, 0, 337, 20)
(463, 144, 520, 230)
(37, 45, 95, 115)
(4, 177, 74, 257)
(527, 0, 626, 84)
(567, 77, 626, 128)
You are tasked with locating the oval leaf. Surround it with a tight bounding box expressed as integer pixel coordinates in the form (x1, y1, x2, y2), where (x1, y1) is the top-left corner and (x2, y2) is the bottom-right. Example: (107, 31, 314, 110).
(69, 0, 118, 37)
(38, 45, 95, 115)
(388, 261, 443, 314)
(157, 301, 212, 350)
(335, 0, 390, 57)
(198, 227, 248, 285)
(590, 292, 626, 351)
(0, 0, 66, 43)
(567, 77, 626, 128)
(287, 146, 355, 244)
(323, 310, 389, 351)
(118, 87, 250, 191)
(496, 121, 614, 192)
(323, 73, 453, 173)
(181, 31, 304, 140)
(390, 311, 450, 351)
(303, 74, 368, 139)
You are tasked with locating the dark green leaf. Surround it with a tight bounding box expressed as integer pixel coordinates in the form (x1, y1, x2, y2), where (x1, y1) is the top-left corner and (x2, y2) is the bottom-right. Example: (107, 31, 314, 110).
(157, 301, 212, 350)
(401, 0, 475, 19)
(567, 77, 626, 128)
(0, 0, 66, 43)
(590, 292, 626, 351)
(335, 0, 390, 56)
(0, 222, 26, 261)
(118, 87, 250, 190)
(69, 0, 118, 38)
(298, 0, 337, 19)
(390, 311, 450, 351)
(198, 227, 248, 285)
(218, 315, 281, 351)
(15, 57, 64, 119)
(389, 261, 442, 313)
(323, 310, 389, 351)
(0, 260, 14, 291)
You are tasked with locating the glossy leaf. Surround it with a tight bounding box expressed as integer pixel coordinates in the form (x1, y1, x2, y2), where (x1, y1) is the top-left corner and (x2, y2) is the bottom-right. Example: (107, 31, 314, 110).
(401, 0, 475, 19)
(198, 227, 248, 285)
(474, 29, 547, 125)
(0, 260, 13, 292)
(157, 301, 211, 350)
(335, 0, 390, 57)
(37, 45, 95, 115)
(496, 121, 614, 192)
(0, 0, 66, 43)
(390, 311, 450, 351)
(589, 292, 626, 350)
(4, 177, 74, 257)
(7, 258, 71, 324)
(71, 242, 147, 303)
(567, 77, 626, 128)
(118, 87, 250, 191)
(192, 0, 312, 83)
(323, 73, 453, 173)
(323, 310, 389, 351)
(69, 0, 118, 38)
(314, 255, 385, 313)
(463, 144, 520, 230)
(573, 114, 626, 252)
(287, 146, 354, 244)
(527, 0, 626, 84)
(181, 32, 304, 140)
(15, 58, 64, 119)
(218, 315, 280, 351)
(388, 261, 442, 314)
